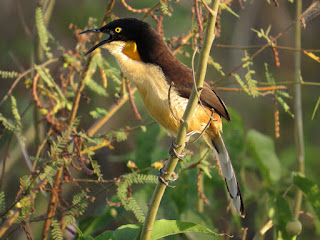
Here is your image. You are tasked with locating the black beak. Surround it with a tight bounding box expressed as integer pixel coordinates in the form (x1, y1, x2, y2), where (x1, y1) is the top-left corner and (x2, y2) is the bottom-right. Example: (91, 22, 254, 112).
(79, 28, 111, 55)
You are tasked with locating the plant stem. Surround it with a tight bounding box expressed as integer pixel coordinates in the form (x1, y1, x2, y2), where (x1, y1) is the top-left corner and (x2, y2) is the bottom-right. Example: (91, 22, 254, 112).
(41, 168, 63, 240)
(139, 1, 220, 239)
(293, 0, 304, 220)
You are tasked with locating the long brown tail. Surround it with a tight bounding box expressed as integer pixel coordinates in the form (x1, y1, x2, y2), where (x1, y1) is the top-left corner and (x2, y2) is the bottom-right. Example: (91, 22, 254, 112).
(212, 134, 245, 217)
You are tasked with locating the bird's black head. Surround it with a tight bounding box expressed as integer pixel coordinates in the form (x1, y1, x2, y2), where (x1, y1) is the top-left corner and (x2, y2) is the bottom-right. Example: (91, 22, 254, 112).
(80, 18, 150, 55)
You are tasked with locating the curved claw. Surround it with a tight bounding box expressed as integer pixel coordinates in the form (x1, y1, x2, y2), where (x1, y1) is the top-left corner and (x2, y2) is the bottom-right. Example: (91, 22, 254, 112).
(158, 166, 179, 188)
(169, 141, 186, 160)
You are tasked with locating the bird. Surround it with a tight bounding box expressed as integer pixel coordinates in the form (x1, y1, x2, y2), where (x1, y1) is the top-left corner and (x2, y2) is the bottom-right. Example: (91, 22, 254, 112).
(80, 18, 244, 217)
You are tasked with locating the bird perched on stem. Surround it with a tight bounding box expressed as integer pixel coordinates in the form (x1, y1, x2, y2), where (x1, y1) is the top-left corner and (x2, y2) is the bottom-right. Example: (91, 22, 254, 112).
(80, 18, 244, 217)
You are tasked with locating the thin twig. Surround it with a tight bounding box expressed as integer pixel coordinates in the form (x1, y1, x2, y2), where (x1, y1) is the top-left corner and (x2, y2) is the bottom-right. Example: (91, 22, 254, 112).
(87, 87, 137, 137)
(121, 0, 150, 13)
(125, 79, 141, 120)
(167, 82, 181, 122)
(41, 169, 63, 240)
(0, 58, 59, 107)
(213, 43, 320, 52)
(253, 220, 274, 240)
(216, 85, 287, 92)
(188, 109, 213, 145)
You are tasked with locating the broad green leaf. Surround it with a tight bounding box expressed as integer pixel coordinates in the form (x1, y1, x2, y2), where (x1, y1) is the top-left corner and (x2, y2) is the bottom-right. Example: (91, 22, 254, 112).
(293, 172, 320, 220)
(180, 210, 218, 240)
(79, 236, 95, 240)
(113, 224, 141, 240)
(247, 129, 281, 183)
(150, 219, 222, 239)
(94, 231, 114, 240)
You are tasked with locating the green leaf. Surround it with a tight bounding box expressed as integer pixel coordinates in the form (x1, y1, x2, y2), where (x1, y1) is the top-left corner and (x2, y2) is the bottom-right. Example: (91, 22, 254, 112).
(35, 7, 52, 58)
(79, 236, 95, 240)
(293, 172, 320, 219)
(39, 165, 57, 186)
(0, 70, 19, 78)
(113, 224, 141, 240)
(94, 231, 114, 240)
(0, 191, 5, 212)
(90, 108, 109, 119)
(247, 129, 281, 183)
(150, 219, 222, 239)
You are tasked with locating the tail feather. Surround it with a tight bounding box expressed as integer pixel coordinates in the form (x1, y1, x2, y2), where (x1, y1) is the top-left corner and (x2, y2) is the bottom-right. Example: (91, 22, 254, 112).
(212, 134, 245, 217)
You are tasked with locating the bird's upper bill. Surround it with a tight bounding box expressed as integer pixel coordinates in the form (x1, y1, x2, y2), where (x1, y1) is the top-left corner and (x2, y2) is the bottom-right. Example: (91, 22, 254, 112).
(79, 27, 113, 55)
(79, 18, 149, 56)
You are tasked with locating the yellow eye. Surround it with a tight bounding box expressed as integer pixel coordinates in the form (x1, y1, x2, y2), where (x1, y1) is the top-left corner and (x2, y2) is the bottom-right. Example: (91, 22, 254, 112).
(115, 27, 122, 33)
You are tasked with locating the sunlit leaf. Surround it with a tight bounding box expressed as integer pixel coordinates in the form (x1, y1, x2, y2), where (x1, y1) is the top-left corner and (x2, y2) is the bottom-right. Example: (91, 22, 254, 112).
(303, 50, 320, 63)
(150, 219, 222, 239)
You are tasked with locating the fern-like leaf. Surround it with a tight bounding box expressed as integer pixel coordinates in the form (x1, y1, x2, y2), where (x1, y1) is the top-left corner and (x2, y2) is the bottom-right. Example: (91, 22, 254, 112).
(0, 70, 19, 79)
(35, 7, 53, 59)
(208, 56, 225, 76)
(117, 173, 157, 222)
(0, 192, 5, 212)
(106, 130, 128, 142)
(241, 51, 258, 97)
(265, 63, 294, 118)
(51, 219, 63, 240)
(17, 196, 32, 221)
(10, 95, 25, 143)
(20, 175, 31, 191)
(0, 114, 16, 132)
(72, 191, 89, 216)
(39, 165, 57, 186)
(48, 120, 78, 158)
(90, 107, 108, 119)
(233, 73, 249, 95)
(61, 191, 89, 230)
(90, 159, 103, 180)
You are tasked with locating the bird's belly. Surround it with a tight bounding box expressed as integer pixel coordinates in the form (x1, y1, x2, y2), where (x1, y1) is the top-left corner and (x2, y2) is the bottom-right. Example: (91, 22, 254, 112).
(136, 81, 184, 136)
(137, 83, 222, 138)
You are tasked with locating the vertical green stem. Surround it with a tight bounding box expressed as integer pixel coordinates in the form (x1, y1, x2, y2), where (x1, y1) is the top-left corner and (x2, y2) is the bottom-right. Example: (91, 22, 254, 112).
(293, 0, 304, 220)
(197, 170, 204, 213)
(139, 1, 220, 239)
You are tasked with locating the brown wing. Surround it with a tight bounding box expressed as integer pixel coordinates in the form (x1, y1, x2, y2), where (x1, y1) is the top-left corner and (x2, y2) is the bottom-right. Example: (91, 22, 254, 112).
(175, 77, 231, 121)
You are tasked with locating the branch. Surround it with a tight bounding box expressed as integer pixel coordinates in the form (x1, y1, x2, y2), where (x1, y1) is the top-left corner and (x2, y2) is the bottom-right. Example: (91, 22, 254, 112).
(87, 87, 137, 137)
(0, 58, 58, 107)
(293, 0, 304, 221)
(41, 169, 63, 240)
(139, 1, 220, 239)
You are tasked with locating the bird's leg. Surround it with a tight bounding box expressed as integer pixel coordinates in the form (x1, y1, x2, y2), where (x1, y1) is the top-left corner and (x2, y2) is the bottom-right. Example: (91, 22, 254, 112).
(169, 140, 186, 160)
(158, 160, 179, 188)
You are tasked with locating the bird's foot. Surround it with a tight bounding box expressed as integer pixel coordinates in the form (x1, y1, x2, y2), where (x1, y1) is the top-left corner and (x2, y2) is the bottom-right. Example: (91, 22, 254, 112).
(169, 141, 186, 160)
(158, 165, 179, 188)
